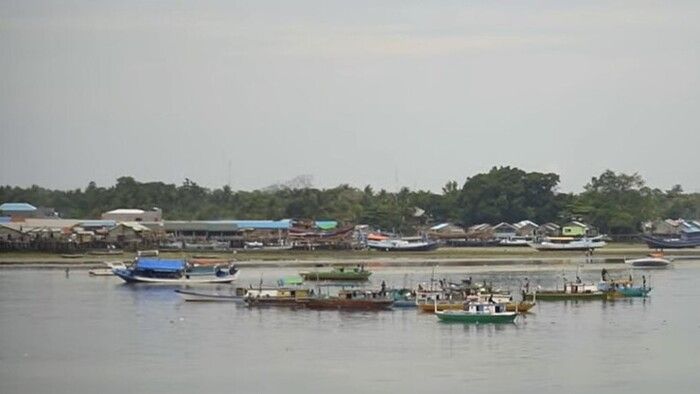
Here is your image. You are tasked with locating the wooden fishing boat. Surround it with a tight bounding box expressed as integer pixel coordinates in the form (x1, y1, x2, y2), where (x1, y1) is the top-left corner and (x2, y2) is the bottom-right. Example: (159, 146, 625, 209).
(301, 290, 393, 310)
(245, 287, 312, 307)
(175, 289, 245, 302)
(113, 258, 239, 284)
(299, 266, 371, 281)
(641, 234, 700, 249)
(523, 282, 606, 301)
(435, 301, 518, 324)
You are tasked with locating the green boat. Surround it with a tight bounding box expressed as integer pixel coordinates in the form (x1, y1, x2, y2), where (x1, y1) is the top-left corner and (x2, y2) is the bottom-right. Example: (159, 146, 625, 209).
(435, 302, 518, 324)
(299, 267, 371, 281)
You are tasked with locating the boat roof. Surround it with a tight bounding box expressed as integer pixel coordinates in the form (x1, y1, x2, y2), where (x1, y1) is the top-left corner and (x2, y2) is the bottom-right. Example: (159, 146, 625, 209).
(135, 258, 185, 272)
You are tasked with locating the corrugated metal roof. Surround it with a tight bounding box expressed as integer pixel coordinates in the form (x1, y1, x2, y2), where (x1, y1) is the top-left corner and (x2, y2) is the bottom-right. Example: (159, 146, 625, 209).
(430, 223, 450, 230)
(80, 220, 117, 228)
(164, 221, 239, 232)
(228, 220, 292, 230)
(0, 203, 37, 212)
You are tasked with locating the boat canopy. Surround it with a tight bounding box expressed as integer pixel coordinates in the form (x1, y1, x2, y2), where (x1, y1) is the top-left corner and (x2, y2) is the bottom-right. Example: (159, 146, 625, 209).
(135, 258, 185, 272)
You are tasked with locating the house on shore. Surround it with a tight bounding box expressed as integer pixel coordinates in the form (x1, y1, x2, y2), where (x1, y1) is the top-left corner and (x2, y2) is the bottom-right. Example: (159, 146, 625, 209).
(562, 221, 596, 237)
(428, 223, 467, 240)
(513, 220, 539, 237)
(537, 222, 561, 237)
(492, 222, 518, 240)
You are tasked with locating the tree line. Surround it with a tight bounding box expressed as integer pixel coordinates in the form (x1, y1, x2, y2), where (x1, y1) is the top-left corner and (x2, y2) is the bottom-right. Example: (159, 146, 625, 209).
(1, 167, 699, 235)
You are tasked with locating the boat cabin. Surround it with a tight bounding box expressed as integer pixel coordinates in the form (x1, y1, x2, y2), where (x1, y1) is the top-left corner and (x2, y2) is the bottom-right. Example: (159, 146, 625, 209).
(464, 302, 508, 314)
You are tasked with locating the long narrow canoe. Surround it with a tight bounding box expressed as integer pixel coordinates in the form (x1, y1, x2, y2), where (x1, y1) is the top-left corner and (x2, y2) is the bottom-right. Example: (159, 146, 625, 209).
(175, 289, 244, 302)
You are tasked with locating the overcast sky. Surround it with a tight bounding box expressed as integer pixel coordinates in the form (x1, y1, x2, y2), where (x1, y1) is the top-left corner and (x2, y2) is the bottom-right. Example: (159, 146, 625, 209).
(1, 1, 699, 193)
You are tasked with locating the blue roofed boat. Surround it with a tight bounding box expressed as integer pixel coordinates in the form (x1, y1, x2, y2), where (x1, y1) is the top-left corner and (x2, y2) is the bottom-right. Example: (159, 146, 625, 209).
(113, 258, 239, 284)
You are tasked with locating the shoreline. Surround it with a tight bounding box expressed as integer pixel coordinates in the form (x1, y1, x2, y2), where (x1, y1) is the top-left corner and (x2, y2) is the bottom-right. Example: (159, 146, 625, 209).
(2, 245, 699, 269)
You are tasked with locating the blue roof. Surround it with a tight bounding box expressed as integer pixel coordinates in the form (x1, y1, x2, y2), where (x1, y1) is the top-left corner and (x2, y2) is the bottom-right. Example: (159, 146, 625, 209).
(0, 216, 10, 223)
(0, 203, 37, 212)
(135, 258, 185, 272)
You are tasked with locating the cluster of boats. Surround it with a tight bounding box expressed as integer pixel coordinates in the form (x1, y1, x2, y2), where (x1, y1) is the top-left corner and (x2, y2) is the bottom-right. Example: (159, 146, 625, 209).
(97, 254, 663, 324)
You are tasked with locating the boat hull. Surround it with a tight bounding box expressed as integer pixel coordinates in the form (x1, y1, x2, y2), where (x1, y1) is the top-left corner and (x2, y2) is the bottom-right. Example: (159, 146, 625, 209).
(114, 270, 238, 284)
(302, 299, 393, 310)
(625, 258, 671, 268)
(367, 241, 439, 252)
(436, 312, 517, 324)
(524, 292, 606, 301)
(175, 289, 244, 302)
(641, 235, 699, 249)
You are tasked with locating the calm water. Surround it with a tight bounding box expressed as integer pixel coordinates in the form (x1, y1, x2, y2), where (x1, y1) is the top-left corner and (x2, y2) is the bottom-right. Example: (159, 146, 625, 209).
(1, 262, 700, 394)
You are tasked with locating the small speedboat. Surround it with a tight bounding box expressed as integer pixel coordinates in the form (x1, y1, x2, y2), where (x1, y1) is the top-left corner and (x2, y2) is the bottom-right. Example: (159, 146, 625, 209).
(625, 257, 671, 268)
(435, 301, 517, 324)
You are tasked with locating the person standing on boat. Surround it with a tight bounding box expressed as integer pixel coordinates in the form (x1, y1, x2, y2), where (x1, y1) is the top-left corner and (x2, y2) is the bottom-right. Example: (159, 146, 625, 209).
(642, 275, 647, 289)
(380, 280, 386, 295)
(601, 268, 608, 282)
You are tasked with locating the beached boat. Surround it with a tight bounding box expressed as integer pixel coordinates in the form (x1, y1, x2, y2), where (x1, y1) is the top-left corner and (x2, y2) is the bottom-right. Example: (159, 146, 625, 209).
(302, 290, 393, 310)
(113, 258, 239, 284)
(367, 239, 439, 252)
(175, 289, 245, 302)
(641, 234, 700, 249)
(299, 266, 371, 281)
(625, 257, 671, 268)
(528, 237, 606, 251)
(435, 301, 518, 324)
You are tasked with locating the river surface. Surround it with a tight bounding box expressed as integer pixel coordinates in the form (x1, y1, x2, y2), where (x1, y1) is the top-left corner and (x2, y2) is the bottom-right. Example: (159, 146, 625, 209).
(1, 262, 700, 393)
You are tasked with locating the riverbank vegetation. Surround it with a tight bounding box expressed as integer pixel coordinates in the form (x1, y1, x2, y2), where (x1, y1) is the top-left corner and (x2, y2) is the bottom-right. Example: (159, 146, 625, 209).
(2, 167, 698, 235)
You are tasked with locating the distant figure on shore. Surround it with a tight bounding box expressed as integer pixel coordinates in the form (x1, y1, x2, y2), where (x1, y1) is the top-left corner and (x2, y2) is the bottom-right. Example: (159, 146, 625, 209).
(601, 268, 608, 282)
(65, 267, 69, 278)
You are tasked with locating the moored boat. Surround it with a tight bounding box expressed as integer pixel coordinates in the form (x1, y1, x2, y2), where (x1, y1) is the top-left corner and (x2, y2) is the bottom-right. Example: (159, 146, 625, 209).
(113, 258, 239, 284)
(175, 289, 245, 302)
(245, 287, 312, 307)
(435, 301, 518, 324)
(641, 234, 700, 249)
(299, 266, 371, 281)
(301, 290, 393, 310)
(523, 282, 606, 301)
